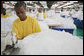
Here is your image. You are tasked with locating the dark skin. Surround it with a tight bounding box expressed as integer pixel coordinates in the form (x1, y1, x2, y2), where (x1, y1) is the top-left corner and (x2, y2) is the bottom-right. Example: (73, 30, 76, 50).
(15, 6, 27, 21)
(43, 9, 45, 13)
(38, 8, 42, 13)
(29, 9, 32, 13)
(2, 9, 6, 15)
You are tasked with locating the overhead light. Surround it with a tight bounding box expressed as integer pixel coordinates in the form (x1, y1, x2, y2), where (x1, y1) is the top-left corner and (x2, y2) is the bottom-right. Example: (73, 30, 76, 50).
(58, 2, 74, 8)
(66, 6, 72, 7)
(57, 1, 64, 4)
(27, 6, 32, 8)
(3, 4, 12, 9)
(34, 4, 40, 8)
(70, 1, 78, 3)
(10, 1, 17, 3)
(5, 2, 9, 3)
(26, 1, 30, 3)
(51, 4, 59, 9)
(63, 6, 68, 8)
(42, 5, 48, 8)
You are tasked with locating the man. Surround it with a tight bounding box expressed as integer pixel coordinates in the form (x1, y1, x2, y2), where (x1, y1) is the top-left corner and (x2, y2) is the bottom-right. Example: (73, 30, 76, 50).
(36, 8, 44, 21)
(12, 2, 42, 41)
(43, 9, 47, 19)
(1, 8, 10, 18)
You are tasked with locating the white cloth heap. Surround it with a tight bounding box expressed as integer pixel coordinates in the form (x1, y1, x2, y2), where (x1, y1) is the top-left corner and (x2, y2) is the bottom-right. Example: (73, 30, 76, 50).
(13, 29, 83, 55)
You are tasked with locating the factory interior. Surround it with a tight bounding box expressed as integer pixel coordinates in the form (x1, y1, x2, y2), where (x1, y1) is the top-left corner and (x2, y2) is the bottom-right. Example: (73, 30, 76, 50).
(1, 1, 83, 55)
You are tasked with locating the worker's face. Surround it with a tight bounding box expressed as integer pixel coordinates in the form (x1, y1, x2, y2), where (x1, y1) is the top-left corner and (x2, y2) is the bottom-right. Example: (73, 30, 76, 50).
(43, 10, 45, 12)
(38, 8, 42, 13)
(63, 8, 67, 11)
(15, 6, 26, 20)
(33, 10, 34, 12)
(2, 10, 6, 15)
(29, 9, 31, 12)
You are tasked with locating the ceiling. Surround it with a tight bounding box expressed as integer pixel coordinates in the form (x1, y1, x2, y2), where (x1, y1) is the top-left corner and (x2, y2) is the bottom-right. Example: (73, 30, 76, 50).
(2, 1, 83, 9)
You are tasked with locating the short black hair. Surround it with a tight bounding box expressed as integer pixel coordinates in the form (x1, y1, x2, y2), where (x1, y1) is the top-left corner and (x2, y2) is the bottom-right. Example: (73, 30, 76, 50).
(14, 1, 26, 10)
(3, 8, 6, 12)
(1, 8, 6, 15)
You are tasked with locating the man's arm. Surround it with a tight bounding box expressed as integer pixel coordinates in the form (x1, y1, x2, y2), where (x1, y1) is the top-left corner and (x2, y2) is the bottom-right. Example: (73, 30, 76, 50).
(12, 22, 24, 40)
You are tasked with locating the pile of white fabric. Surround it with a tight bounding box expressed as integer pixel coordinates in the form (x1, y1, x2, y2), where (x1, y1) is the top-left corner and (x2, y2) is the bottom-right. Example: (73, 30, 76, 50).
(1, 15, 18, 31)
(38, 21, 49, 31)
(1, 18, 12, 31)
(54, 18, 76, 29)
(13, 29, 83, 55)
(1, 31, 13, 54)
(45, 15, 76, 29)
(47, 10, 55, 17)
(1, 18, 13, 55)
(72, 10, 83, 21)
(8, 15, 18, 24)
(76, 11, 83, 20)
(44, 18, 62, 27)
(60, 11, 70, 18)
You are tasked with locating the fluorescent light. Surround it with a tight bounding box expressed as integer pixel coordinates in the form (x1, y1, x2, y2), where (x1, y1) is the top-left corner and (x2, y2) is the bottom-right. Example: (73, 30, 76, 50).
(27, 6, 33, 8)
(5, 2, 9, 3)
(57, 2, 74, 8)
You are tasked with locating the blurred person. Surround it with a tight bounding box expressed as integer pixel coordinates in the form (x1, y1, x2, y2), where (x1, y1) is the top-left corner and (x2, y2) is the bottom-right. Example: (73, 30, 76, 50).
(1, 8, 10, 18)
(36, 8, 44, 21)
(43, 9, 47, 19)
